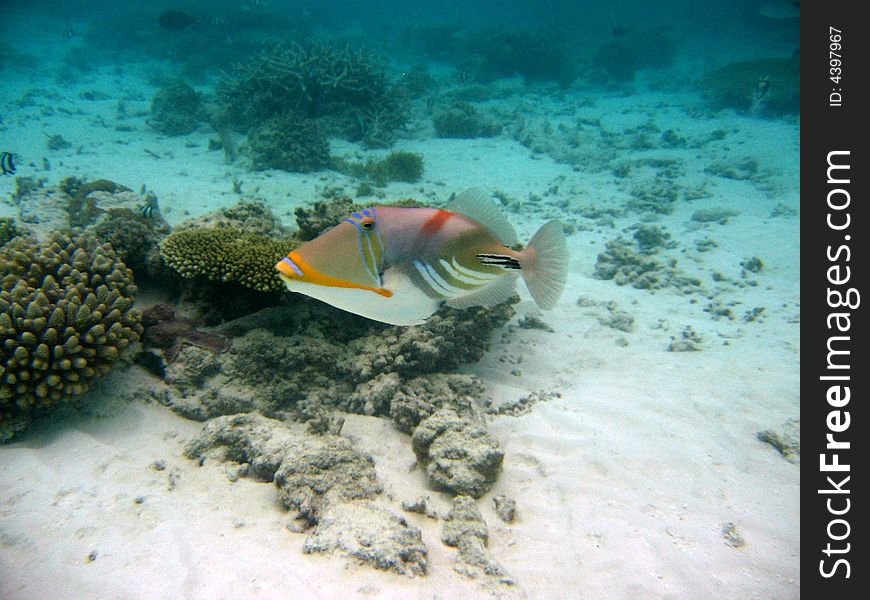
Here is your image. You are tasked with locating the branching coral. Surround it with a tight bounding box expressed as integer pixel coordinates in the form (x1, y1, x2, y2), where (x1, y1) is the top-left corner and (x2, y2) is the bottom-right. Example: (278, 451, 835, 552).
(1, 234, 142, 440)
(336, 151, 424, 186)
(160, 226, 299, 292)
(433, 102, 501, 138)
(218, 40, 407, 147)
(147, 81, 205, 136)
(244, 112, 331, 172)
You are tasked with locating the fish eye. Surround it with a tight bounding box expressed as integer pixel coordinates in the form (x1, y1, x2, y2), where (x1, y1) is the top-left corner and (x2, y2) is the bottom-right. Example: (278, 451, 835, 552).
(361, 217, 375, 230)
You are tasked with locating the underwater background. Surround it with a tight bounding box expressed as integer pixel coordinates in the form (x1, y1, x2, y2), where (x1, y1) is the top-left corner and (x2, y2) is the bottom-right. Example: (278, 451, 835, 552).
(1, 1, 799, 598)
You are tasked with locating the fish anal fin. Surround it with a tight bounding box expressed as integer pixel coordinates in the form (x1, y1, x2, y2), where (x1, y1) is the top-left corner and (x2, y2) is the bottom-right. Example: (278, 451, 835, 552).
(446, 274, 518, 310)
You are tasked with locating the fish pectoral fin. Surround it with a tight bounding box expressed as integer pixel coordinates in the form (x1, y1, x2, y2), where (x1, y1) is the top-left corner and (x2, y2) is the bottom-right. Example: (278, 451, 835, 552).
(446, 274, 518, 310)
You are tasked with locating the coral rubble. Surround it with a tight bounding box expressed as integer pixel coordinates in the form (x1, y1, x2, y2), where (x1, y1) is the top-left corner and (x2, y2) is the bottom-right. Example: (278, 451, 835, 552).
(185, 413, 427, 575)
(412, 408, 504, 498)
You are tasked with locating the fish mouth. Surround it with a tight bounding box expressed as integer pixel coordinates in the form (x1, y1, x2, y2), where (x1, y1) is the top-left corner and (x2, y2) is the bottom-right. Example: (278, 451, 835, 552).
(276, 255, 304, 279)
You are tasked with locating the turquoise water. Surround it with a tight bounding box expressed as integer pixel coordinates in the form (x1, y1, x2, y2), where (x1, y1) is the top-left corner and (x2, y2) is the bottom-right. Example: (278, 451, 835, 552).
(1, 1, 800, 598)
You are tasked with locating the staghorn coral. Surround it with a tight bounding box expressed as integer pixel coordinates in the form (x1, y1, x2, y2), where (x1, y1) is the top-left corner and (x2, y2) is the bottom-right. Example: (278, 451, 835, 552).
(433, 102, 501, 138)
(147, 81, 205, 136)
(336, 151, 424, 186)
(1, 233, 142, 440)
(218, 40, 407, 147)
(160, 226, 299, 293)
(244, 112, 331, 173)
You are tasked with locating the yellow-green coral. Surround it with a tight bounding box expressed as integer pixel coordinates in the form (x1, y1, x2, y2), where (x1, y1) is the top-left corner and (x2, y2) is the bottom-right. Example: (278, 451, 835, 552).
(1, 233, 142, 441)
(0, 217, 26, 247)
(160, 226, 299, 292)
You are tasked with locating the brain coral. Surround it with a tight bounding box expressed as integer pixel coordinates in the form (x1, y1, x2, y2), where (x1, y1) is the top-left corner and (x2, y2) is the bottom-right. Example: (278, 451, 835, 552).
(160, 226, 299, 292)
(1, 234, 142, 440)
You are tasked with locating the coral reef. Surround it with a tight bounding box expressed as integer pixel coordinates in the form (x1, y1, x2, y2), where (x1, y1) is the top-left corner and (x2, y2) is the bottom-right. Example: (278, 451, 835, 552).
(0, 217, 26, 247)
(174, 200, 291, 238)
(1, 234, 142, 440)
(218, 40, 407, 147)
(294, 197, 359, 241)
(244, 112, 331, 173)
(433, 102, 502, 138)
(147, 81, 205, 136)
(160, 226, 299, 292)
(62, 177, 132, 228)
(91, 207, 170, 279)
(411, 408, 504, 498)
(141, 304, 229, 362)
(461, 28, 578, 86)
(337, 151, 424, 186)
(185, 413, 427, 575)
(699, 58, 800, 115)
(591, 28, 676, 82)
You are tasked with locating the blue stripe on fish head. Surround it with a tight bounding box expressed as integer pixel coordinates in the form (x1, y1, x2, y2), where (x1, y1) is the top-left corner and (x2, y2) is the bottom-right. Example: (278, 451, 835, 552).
(343, 207, 384, 286)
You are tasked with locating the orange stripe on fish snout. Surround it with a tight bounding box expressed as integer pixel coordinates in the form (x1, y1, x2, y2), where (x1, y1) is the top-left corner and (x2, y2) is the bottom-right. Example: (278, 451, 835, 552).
(279, 251, 393, 298)
(420, 209, 455, 239)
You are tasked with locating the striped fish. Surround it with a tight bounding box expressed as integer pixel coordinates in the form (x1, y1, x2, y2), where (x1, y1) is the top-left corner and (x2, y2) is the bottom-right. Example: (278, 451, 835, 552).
(276, 189, 569, 326)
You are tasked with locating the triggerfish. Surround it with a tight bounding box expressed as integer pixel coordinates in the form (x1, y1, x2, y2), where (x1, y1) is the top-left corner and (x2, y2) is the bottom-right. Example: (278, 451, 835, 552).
(276, 188, 569, 325)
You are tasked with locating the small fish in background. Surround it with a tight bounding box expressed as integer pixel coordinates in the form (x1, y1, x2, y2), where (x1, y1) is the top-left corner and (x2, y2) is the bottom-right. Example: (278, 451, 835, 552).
(62, 28, 76, 39)
(139, 192, 160, 219)
(208, 16, 228, 26)
(275, 188, 569, 326)
(0, 151, 16, 175)
(157, 9, 198, 30)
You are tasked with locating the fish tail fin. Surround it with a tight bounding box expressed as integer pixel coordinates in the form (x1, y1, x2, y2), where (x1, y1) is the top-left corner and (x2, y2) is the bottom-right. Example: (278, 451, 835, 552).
(519, 220, 568, 310)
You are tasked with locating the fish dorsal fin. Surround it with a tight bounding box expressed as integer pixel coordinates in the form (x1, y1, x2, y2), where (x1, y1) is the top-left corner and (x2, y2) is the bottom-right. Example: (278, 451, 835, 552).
(446, 273, 518, 310)
(446, 188, 517, 247)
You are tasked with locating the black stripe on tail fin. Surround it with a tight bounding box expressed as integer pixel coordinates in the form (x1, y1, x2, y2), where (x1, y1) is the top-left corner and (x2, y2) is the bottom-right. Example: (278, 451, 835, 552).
(477, 253, 521, 270)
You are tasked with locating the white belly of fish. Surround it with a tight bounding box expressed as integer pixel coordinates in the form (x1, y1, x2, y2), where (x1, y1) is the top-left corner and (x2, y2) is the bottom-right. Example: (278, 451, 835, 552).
(281, 268, 442, 326)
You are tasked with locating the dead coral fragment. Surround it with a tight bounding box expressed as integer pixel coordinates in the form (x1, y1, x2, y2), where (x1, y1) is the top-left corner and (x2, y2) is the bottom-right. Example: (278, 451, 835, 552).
(303, 500, 428, 576)
(185, 413, 426, 575)
(160, 226, 298, 292)
(441, 496, 511, 580)
(412, 408, 504, 498)
(185, 413, 381, 522)
(757, 418, 800, 463)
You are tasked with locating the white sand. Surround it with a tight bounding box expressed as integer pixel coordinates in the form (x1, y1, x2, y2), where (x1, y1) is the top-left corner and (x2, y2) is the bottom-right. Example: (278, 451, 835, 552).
(1, 42, 799, 599)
